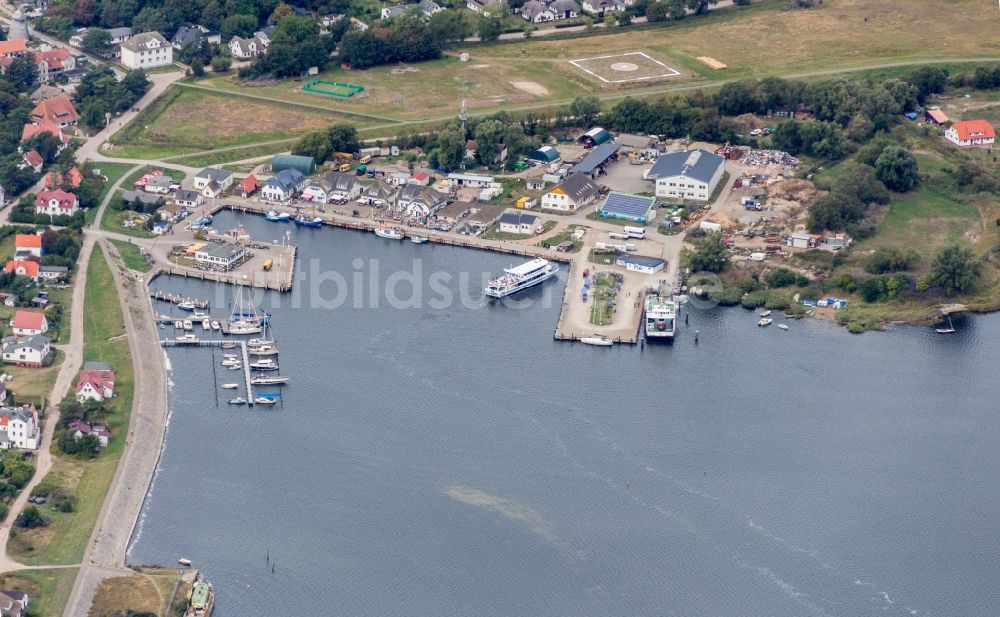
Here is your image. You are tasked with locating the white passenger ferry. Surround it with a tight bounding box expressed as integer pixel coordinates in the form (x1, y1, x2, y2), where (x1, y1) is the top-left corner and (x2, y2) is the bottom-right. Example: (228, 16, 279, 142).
(485, 258, 559, 298)
(644, 295, 677, 339)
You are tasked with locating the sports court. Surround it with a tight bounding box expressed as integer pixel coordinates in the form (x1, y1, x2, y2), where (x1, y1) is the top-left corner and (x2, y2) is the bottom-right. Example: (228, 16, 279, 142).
(568, 51, 681, 84)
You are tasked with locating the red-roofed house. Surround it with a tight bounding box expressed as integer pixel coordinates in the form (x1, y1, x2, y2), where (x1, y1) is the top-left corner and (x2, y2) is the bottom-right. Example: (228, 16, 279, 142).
(945, 119, 996, 147)
(35, 190, 79, 217)
(10, 310, 48, 336)
(0, 39, 27, 58)
(235, 174, 260, 197)
(30, 95, 79, 128)
(33, 48, 76, 82)
(4, 260, 40, 279)
(21, 121, 70, 147)
(15, 234, 43, 259)
(44, 166, 84, 190)
(21, 150, 43, 173)
(76, 368, 115, 402)
(68, 419, 110, 447)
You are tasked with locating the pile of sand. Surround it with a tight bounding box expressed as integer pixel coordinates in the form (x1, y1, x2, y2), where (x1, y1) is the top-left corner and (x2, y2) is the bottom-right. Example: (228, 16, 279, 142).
(510, 81, 549, 97)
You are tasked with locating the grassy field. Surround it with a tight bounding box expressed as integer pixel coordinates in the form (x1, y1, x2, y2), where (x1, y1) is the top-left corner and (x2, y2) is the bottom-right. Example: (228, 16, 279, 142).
(85, 163, 136, 226)
(10, 246, 136, 567)
(0, 569, 79, 617)
(168, 142, 294, 168)
(170, 0, 1000, 143)
(109, 239, 152, 272)
(100, 209, 155, 239)
(110, 88, 342, 159)
(87, 568, 189, 617)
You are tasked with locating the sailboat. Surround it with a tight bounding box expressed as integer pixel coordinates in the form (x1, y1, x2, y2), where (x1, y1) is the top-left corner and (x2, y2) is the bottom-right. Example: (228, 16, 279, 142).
(227, 284, 268, 335)
(935, 315, 956, 334)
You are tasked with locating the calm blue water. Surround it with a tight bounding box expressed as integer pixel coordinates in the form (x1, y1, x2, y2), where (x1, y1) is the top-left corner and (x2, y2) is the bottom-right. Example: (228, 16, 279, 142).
(128, 211, 1000, 617)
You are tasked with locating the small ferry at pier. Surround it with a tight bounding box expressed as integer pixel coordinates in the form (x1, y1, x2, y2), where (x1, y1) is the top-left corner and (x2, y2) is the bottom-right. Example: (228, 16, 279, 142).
(644, 296, 677, 340)
(485, 258, 559, 298)
(294, 215, 324, 228)
(184, 580, 214, 617)
(265, 209, 291, 222)
(375, 225, 404, 240)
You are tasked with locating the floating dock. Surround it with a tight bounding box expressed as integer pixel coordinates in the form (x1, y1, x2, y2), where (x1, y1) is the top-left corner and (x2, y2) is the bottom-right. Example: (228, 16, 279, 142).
(150, 291, 209, 309)
(161, 338, 255, 406)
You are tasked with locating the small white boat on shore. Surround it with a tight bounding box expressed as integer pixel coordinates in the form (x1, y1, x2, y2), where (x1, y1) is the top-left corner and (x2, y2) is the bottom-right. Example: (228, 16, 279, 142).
(222, 383, 239, 389)
(580, 334, 613, 346)
(178, 558, 192, 566)
(758, 318, 773, 327)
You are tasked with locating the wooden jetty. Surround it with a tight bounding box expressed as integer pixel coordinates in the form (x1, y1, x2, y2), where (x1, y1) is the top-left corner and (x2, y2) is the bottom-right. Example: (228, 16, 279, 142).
(150, 291, 209, 309)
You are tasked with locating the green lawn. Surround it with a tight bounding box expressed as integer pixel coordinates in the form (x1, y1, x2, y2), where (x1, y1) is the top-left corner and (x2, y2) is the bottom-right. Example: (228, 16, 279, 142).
(10, 246, 136, 566)
(862, 188, 980, 264)
(169, 142, 293, 168)
(109, 239, 152, 272)
(85, 163, 137, 226)
(110, 87, 345, 159)
(100, 209, 155, 239)
(589, 274, 618, 326)
(0, 568, 79, 617)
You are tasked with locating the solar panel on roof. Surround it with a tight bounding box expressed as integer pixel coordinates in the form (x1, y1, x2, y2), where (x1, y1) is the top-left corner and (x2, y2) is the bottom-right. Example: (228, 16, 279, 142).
(601, 193, 654, 218)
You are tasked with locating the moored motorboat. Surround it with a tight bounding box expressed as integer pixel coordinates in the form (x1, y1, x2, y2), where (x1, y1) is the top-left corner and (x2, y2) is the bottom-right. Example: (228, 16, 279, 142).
(265, 209, 291, 222)
(758, 318, 773, 327)
(222, 383, 239, 389)
(250, 375, 289, 385)
(375, 225, 404, 240)
(210, 320, 221, 330)
(178, 558, 192, 566)
(294, 215, 323, 228)
(254, 396, 278, 405)
(580, 333, 613, 346)
(178, 334, 199, 343)
(182, 319, 193, 330)
(221, 342, 237, 349)
(777, 323, 789, 330)
(227, 397, 247, 405)
(248, 359, 278, 371)
(759, 310, 771, 317)
(174, 320, 183, 329)
(177, 301, 195, 311)
(248, 344, 278, 356)
(410, 234, 428, 244)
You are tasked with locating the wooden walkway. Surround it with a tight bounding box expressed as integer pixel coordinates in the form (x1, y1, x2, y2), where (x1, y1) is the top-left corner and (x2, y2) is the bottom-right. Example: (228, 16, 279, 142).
(160, 339, 255, 406)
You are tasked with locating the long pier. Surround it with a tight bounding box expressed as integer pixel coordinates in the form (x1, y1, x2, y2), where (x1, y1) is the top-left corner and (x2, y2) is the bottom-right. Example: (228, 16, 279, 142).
(160, 338, 255, 406)
(149, 291, 210, 308)
(149, 259, 296, 292)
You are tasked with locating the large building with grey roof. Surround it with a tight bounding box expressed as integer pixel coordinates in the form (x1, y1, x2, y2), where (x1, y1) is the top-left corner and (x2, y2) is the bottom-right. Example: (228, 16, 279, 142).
(646, 149, 725, 201)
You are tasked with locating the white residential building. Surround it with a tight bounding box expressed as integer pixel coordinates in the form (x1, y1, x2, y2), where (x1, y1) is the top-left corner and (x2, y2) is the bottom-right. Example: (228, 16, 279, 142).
(120, 31, 172, 69)
(0, 407, 40, 449)
(540, 172, 600, 213)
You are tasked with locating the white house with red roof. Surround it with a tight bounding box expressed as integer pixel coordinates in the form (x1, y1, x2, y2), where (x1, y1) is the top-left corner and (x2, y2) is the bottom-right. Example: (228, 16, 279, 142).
(76, 367, 115, 402)
(15, 234, 42, 259)
(945, 119, 996, 147)
(35, 189, 79, 217)
(30, 94, 79, 128)
(20, 149, 43, 173)
(10, 310, 48, 336)
(4, 260, 40, 280)
(0, 406, 40, 450)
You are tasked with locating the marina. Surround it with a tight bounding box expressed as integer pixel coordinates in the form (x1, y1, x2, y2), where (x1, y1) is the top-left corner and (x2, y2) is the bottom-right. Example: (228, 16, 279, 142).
(132, 229, 1000, 617)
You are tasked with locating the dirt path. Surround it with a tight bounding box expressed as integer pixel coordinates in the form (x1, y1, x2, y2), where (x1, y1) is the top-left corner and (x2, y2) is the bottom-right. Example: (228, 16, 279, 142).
(0, 237, 92, 571)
